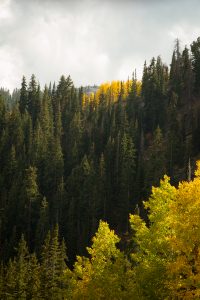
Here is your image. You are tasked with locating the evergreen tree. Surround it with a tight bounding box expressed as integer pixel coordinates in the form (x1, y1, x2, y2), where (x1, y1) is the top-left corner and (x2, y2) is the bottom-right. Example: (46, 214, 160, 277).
(144, 126, 166, 195)
(118, 132, 136, 231)
(26, 253, 41, 299)
(0, 263, 4, 299)
(28, 74, 41, 127)
(4, 235, 29, 299)
(35, 197, 49, 251)
(40, 226, 67, 299)
(19, 76, 28, 114)
(191, 37, 200, 93)
(23, 166, 40, 247)
(182, 46, 193, 104)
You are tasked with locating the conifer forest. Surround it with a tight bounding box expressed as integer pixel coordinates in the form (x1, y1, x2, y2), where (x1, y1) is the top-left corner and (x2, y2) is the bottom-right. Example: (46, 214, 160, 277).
(1, 37, 200, 299)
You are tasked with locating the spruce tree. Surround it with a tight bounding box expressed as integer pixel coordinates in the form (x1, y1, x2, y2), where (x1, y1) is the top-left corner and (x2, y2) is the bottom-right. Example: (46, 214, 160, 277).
(191, 37, 200, 93)
(40, 226, 67, 299)
(24, 166, 40, 247)
(19, 76, 28, 114)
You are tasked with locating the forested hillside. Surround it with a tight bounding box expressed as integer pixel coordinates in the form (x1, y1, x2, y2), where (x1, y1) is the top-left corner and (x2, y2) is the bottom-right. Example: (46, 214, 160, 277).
(1, 37, 200, 298)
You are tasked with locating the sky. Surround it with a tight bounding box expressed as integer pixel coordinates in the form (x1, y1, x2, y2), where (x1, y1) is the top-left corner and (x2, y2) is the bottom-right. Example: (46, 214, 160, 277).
(0, 0, 200, 91)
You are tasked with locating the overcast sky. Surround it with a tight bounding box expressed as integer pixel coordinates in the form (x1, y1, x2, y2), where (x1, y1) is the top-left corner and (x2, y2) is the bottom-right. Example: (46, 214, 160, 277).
(1, 0, 200, 91)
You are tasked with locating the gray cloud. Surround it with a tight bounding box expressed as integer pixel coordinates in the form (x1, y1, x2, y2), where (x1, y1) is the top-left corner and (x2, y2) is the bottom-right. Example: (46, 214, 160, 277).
(0, 0, 200, 91)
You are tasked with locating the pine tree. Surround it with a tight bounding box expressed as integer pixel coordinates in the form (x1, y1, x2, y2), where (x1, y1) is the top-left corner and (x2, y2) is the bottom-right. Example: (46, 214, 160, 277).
(191, 37, 200, 93)
(118, 132, 136, 231)
(182, 46, 193, 104)
(35, 197, 49, 251)
(4, 259, 17, 298)
(40, 85, 53, 142)
(26, 253, 41, 299)
(98, 153, 107, 220)
(19, 76, 28, 114)
(40, 226, 67, 299)
(0, 95, 6, 137)
(144, 126, 166, 195)
(24, 166, 40, 247)
(28, 74, 41, 127)
(4, 235, 30, 299)
(0, 263, 4, 299)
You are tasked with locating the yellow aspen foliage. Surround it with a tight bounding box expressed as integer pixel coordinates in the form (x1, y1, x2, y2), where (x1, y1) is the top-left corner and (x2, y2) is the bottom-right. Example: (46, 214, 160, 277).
(130, 161, 200, 299)
(71, 221, 131, 300)
(82, 93, 87, 108)
(65, 162, 200, 299)
(166, 163, 200, 299)
(83, 79, 141, 107)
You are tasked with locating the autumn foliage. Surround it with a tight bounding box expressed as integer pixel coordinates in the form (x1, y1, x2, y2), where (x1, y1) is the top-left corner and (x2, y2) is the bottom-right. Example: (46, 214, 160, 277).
(70, 161, 200, 299)
(83, 79, 141, 107)
(1, 162, 200, 299)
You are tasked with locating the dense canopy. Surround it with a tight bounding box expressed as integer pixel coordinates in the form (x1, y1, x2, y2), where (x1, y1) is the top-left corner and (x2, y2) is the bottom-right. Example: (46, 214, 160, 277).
(1, 37, 200, 298)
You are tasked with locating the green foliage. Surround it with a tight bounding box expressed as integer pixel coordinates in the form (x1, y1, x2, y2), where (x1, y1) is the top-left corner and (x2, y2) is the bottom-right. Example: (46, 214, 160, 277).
(2, 229, 68, 299)
(129, 176, 176, 299)
(72, 221, 129, 300)
(40, 225, 67, 299)
(19, 76, 28, 114)
(1, 36, 200, 299)
(2, 164, 200, 298)
(129, 162, 200, 299)
(143, 126, 166, 195)
(191, 37, 200, 92)
(4, 235, 29, 299)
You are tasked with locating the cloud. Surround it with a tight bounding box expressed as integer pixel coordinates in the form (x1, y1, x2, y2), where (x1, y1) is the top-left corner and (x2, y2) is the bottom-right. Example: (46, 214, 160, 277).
(0, 0, 200, 91)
